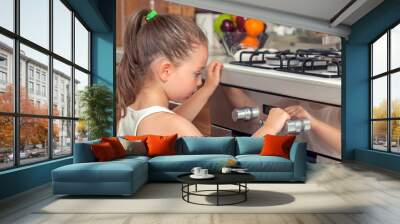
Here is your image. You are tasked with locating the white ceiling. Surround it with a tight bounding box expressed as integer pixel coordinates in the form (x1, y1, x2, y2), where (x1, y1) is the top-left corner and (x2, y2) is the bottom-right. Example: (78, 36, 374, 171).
(228, 0, 352, 23)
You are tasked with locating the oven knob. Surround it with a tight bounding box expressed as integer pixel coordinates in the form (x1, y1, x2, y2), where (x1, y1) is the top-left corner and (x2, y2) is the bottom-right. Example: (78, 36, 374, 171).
(232, 107, 260, 122)
(285, 119, 311, 134)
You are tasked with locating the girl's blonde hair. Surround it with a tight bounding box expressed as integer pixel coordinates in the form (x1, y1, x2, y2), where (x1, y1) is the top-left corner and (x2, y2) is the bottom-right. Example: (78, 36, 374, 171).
(117, 9, 208, 118)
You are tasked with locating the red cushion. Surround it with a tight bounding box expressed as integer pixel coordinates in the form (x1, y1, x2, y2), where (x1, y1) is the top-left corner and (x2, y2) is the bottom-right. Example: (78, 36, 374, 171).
(259, 134, 296, 159)
(146, 134, 178, 157)
(101, 137, 126, 158)
(91, 142, 118, 162)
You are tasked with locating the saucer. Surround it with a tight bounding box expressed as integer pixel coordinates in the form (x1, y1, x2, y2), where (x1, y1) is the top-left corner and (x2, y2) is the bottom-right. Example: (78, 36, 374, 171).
(190, 174, 215, 179)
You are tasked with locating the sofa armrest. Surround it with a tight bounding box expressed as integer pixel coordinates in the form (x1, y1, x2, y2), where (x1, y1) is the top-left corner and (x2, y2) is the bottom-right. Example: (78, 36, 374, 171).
(73, 140, 100, 163)
(289, 141, 307, 182)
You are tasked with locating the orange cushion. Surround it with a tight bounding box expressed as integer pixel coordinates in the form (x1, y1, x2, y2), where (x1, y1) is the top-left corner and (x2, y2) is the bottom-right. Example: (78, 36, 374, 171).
(91, 142, 118, 162)
(146, 134, 178, 157)
(101, 137, 126, 158)
(259, 134, 296, 159)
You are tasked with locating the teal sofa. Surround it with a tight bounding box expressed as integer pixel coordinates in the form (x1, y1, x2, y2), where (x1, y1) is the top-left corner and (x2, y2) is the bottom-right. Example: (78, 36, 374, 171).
(52, 137, 307, 196)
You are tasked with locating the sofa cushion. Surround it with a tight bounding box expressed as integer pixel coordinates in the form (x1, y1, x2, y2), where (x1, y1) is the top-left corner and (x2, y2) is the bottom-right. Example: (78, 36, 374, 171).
(148, 154, 235, 172)
(147, 134, 178, 157)
(52, 158, 148, 183)
(260, 134, 296, 159)
(52, 156, 149, 195)
(177, 137, 235, 155)
(235, 137, 263, 155)
(101, 137, 127, 158)
(120, 140, 148, 156)
(53, 163, 133, 183)
(91, 142, 118, 161)
(236, 155, 293, 172)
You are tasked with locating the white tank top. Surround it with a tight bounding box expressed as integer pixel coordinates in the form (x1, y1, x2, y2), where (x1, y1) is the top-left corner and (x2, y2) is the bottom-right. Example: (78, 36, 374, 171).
(117, 106, 175, 136)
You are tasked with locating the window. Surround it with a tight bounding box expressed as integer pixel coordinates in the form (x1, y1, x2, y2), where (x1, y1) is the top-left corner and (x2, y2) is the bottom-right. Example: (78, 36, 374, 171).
(0, 116, 13, 170)
(0, 71, 6, 85)
(53, 59, 72, 117)
(0, 55, 7, 67)
(54, 89, 58, 101)
(75, 17, 89, 70)
(0, 54, 8, 86)
(36, 83, 40, 95)
(41, 73, 46, 82)
(20, 0, 49, 49)
(0, 0, 14, 32)
(0, 35, 13, 113)
(28, 81, 34, 94)
(74, 69, 89, 118)
(371, 23, 400, 154)
(28, 67, 34, 80)
(42, 85, 46, 97)
(53, 119, 72, 158)
(35, 70, 41, 81)
(53, 0, 72, 60)
(0, 0, 91, 170)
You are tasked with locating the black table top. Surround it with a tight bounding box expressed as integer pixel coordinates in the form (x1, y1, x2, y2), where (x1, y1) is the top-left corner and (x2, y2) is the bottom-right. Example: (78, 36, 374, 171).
(177, 172, 255, 185)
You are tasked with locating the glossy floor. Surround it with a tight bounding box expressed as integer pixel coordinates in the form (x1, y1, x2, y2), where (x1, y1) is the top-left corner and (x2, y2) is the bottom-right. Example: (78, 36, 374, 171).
(0, 161, 400, 224)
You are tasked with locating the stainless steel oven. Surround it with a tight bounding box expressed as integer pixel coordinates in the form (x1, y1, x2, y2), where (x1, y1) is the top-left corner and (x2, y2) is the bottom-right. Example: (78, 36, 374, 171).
(208, 85, 342, 160)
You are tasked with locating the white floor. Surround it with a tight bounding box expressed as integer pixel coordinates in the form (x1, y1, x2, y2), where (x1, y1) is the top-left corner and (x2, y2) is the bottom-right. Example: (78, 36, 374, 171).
(1, 162, 400, 224)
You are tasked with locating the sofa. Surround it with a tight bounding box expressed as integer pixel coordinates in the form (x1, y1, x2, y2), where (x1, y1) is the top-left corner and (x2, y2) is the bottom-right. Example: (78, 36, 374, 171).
(52, 136, 307, 196)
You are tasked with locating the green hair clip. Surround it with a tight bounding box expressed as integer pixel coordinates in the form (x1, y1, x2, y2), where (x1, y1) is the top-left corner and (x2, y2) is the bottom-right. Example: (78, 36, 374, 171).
(146, 10, 158, 22)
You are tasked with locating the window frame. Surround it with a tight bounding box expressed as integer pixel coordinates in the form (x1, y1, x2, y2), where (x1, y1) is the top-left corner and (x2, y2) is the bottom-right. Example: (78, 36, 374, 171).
(370, 20, 400, 154)
(0, 0, 92, 171)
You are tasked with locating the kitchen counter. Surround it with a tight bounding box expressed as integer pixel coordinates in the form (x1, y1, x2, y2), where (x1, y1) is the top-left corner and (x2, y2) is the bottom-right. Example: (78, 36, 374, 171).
(208, 56, 341, 106)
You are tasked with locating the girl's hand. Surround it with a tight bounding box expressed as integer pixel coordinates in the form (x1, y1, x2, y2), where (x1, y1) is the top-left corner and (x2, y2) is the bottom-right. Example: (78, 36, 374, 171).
(263, 108, 291, 134)
(203, 60, 223, 92)
(284, 105, 314, 121)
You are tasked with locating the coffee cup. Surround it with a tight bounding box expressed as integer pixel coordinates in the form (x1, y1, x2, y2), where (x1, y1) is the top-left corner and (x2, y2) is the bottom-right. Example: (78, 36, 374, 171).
(191, 167, 202, 176)
(199, 169, 208, 176)
(221, 167, 232, 173)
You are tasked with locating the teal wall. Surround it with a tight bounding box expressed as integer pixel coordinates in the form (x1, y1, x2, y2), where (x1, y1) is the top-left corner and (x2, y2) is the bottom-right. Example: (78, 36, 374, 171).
(92, 32, 115, 136)
(343, 0, 400, 172)
(0, 158, 72, 199)
(91, 0, 116, 136)
(0, 0, 115, 200)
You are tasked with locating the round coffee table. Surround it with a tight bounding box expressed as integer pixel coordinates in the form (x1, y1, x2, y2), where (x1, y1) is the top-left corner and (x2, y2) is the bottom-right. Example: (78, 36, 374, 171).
(177, 172, 255, 206)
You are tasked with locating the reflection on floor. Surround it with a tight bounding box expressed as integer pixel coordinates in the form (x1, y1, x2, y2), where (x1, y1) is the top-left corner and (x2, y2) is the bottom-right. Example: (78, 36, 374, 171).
(1, 162, 400, 224)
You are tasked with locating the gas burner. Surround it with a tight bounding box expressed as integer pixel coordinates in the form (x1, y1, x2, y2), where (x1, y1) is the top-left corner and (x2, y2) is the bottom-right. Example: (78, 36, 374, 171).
(230, 48, 342, 78)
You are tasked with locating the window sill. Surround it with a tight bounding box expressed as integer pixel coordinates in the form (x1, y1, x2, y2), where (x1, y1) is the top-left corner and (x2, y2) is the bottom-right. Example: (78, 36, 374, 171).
(355, 148, 400, 172)
(0, 156, 72, 176)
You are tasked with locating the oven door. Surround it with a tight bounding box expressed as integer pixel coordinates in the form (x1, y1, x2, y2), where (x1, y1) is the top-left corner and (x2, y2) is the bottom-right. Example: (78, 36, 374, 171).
(209, 85, 342, 160)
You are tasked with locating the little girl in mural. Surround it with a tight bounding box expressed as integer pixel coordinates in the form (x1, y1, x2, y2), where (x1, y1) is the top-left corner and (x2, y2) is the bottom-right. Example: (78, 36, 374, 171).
(117, 9, 290, 137)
